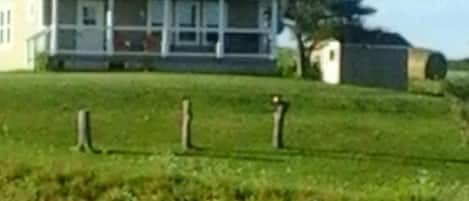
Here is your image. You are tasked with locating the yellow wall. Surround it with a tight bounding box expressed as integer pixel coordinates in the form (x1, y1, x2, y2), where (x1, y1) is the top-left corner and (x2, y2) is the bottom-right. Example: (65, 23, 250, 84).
(0, 0, 43, 71)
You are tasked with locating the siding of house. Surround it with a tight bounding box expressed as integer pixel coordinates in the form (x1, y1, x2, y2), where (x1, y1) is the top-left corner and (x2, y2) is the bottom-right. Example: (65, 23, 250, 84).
(55, 54, 276, 75)
(0, 0, 41, 71)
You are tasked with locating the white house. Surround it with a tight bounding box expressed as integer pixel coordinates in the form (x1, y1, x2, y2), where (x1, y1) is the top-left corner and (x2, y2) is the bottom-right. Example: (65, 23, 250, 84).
(0, 0, 282, 73)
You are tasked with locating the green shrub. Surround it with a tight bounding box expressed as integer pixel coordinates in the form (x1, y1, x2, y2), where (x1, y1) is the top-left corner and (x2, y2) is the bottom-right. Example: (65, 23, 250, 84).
(445, 75, 469, 100)
(134, 63, 153, 72)
(34, 52, 64, 72)
(34, 52, 50, 72)
(276, 49, 297, 77)
(306, 61, 322, 81)
(276, 49, 322, 80)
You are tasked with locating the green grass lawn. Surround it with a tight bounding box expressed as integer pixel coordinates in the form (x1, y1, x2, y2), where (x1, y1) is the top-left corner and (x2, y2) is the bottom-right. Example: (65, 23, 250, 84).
(1, 73, 469, 200)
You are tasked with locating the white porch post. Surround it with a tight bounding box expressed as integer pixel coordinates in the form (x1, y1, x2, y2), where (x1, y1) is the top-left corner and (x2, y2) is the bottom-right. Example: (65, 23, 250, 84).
(161, 0, 171, 57)
(146, 0, 152, 34)
(50, 0, 58, 55)
(106, 0, 114, 55)
(216, 0, 225, 59)
(270, 0, 278, 60)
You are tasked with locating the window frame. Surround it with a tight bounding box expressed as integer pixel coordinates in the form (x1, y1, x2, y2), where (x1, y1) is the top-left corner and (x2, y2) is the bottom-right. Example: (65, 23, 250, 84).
(0, 5, 12, 48)
(0, 11, 4, 45)
(150, 0, 164, 26)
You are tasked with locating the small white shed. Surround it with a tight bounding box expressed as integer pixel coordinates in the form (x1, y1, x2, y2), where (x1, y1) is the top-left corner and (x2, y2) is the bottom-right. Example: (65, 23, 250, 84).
(310, 40, 342, 85)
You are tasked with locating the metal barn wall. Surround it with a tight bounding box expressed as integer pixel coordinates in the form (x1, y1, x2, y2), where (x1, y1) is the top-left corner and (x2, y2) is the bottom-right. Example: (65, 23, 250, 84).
(340, 45, 408, 90)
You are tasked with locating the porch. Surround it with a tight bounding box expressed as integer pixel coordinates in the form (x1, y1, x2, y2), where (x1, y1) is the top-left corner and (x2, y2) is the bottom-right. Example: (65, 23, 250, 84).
(27, 0, 279, 68)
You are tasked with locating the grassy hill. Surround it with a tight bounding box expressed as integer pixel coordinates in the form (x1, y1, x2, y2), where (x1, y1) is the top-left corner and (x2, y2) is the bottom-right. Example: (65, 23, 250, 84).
(0, 73, 468, 200)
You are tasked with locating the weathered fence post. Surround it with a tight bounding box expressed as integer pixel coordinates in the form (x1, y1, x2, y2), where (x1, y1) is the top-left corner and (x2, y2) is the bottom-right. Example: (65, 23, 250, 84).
(181, 98, 193, 151)
(74, 109, 95, 152)
(272, 95, 289, 149)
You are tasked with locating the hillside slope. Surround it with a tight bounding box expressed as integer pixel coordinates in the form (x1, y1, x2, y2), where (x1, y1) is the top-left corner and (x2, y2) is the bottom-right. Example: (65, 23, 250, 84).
(0, 73, 468, 201)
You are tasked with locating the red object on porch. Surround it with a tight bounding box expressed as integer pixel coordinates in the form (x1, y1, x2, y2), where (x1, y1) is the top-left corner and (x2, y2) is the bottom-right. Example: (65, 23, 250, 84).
(114, 32, 129, 51)
(143, 33, 161, 52)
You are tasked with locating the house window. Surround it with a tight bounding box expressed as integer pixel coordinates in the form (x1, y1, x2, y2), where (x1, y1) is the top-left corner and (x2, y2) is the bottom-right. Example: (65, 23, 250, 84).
(150, 0, 164, 26)
(0, 8, 12, 46)
(42, 0, 51, 26)
(204, 1, 219, 28)
(82, 6, 97, 25)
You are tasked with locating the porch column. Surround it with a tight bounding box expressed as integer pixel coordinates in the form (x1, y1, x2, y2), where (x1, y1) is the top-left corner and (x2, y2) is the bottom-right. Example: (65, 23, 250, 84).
(216, 0, 225, 59)
(106, 0, 114, 55)
(146, 0, 152, 34)
(161, 0, 171, 57)
(50, 0, 58, 55)
(270, 0, 278, 60)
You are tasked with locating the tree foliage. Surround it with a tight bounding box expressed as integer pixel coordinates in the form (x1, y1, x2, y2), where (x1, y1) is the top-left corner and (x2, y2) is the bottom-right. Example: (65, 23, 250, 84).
(285, 0, 376, 78)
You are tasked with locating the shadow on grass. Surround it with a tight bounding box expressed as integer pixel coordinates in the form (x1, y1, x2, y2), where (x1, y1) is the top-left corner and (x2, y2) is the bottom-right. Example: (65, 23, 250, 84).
(314, 149, 469, 166)
(175, 151, 285, 163)
(105, 149, 156, 156)
(226, 148, 469, 166)
(85, 146, 469, 166)
(99, 147, 285, 163)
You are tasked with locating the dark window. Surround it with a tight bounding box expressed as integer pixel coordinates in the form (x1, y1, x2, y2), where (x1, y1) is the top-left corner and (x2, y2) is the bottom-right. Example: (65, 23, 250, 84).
(83, 6, 97, 25)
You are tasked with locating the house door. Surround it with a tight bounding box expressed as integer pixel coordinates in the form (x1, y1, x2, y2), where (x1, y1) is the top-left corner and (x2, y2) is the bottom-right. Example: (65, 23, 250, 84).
(175, 0, 220, 46)
(176, 0, 201, 46)
(76, 0, 105, 51)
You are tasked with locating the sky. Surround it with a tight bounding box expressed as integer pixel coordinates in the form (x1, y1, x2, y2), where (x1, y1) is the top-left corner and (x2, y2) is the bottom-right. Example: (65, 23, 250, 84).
(364, 0, 469, 60)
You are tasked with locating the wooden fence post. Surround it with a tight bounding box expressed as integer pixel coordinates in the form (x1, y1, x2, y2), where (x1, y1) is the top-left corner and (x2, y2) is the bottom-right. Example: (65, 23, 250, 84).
(74, 109, 95, 152)
(181, 98, 193, 151)
(272, 95, 289, 149)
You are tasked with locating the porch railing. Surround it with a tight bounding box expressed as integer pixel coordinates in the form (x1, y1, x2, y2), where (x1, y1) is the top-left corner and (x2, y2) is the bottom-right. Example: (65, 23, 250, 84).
(26, 28, 51, 68)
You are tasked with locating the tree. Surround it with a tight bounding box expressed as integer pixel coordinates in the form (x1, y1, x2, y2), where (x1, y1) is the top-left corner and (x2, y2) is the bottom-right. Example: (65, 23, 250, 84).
(285, 0, 375, 78)
(329, 0, 376, 25)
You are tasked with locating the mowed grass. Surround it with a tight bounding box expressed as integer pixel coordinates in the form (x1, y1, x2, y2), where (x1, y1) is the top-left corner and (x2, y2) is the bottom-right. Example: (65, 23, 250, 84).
(1, 73, 469, 200)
